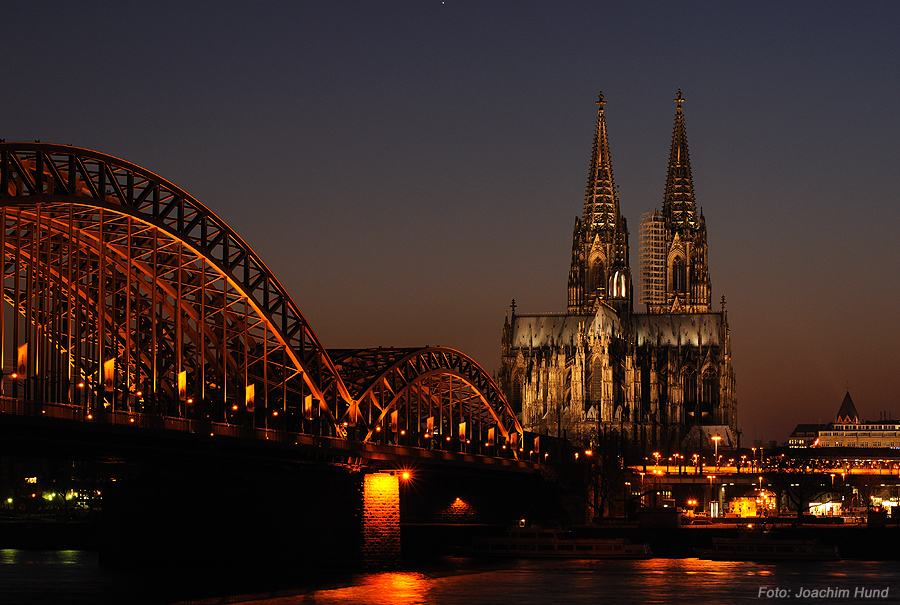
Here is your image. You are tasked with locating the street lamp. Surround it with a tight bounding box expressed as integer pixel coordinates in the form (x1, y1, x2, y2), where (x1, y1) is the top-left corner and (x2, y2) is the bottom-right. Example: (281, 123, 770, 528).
(707, 475, 717, 517)
(712, 435, 722, 468)
(624, 482, 631, 519)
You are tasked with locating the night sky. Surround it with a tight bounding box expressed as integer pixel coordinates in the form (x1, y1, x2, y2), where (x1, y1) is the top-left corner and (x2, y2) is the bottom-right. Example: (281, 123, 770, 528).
(4, 2, 900, 443)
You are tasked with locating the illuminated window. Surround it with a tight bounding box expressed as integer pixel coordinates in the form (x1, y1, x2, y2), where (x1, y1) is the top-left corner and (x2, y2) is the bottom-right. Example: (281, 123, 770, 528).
(611, 270, 627, 298)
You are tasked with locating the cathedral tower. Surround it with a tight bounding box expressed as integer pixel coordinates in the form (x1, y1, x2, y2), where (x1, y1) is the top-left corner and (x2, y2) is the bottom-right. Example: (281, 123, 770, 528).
(640, 90, 711, 313)
(568, 93, 631, 316)
(501, 90, 736, 465)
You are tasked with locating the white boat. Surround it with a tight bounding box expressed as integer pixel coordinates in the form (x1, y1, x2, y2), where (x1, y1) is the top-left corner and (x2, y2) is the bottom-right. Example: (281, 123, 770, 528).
(695, 533, 840, 561)
(469, 527, 652, 559)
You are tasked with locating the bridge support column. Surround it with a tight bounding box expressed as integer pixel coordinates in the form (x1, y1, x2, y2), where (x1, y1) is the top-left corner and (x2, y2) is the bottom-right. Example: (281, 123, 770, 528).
(362, 472, 401, 568)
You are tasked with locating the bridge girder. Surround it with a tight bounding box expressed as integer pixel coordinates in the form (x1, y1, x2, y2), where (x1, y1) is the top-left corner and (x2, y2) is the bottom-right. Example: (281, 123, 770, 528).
(0, 143, 349, 432)
(330, 347, 523, 447)
(0, 143, 522, 455)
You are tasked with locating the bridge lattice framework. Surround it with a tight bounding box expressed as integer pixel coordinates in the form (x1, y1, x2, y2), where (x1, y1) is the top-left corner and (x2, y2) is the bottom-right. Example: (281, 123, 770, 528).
(0, 143, 522, 458)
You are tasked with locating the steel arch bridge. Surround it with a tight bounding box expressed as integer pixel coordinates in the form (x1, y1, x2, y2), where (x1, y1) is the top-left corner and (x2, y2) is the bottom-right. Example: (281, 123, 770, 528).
(0, 142, 522, 457)
(330, 347, 521, 447)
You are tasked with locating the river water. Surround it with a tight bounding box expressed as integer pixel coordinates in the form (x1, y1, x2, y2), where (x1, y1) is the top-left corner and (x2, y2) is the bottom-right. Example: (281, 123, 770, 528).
(1, 550, 896, 604)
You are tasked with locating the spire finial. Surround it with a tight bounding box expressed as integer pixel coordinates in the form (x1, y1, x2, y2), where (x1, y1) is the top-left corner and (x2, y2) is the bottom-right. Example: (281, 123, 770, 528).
(675, 88, 684, 110)
(596, 91, 605, 111)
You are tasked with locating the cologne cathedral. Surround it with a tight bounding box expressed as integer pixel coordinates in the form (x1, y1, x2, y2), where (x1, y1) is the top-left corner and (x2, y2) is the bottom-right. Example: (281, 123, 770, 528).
(500, 91, 737, 456)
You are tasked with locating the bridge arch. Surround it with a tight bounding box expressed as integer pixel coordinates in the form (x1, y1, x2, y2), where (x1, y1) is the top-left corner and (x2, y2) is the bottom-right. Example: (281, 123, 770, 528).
(330, 347, 523, 447)
(0, 143, 351, 433)
(0, 143, 523, 453)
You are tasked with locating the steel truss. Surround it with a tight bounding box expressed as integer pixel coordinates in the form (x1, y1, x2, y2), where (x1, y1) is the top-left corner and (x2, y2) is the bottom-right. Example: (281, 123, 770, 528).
(330, 347, 522, 449)
(0, 143, 521, 451)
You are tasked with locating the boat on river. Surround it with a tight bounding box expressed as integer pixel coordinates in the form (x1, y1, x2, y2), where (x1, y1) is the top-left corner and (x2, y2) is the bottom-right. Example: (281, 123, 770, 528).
(695, 533, 840, 561)
(469, 527, 652, 559)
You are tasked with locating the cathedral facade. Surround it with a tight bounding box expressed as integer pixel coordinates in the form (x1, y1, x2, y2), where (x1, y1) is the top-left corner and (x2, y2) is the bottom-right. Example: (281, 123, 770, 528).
(499, 91, 737, 457)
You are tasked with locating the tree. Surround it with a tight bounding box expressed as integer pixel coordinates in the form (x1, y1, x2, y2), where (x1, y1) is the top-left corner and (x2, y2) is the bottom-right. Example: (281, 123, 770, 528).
(764, 456, 829, 521)
(587, 426, 627, 519)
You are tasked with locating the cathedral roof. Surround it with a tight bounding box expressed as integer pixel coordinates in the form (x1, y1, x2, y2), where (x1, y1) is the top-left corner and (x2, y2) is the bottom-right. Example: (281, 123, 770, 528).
(583, 92, 620, 233)
(509, 307, 622, 349)
(682, 425, 735, 450)
(509, 310, 723, 349)
(632, 313, 722, 347)
(663, 89, 697, 231)
(835, 391, 859, 424)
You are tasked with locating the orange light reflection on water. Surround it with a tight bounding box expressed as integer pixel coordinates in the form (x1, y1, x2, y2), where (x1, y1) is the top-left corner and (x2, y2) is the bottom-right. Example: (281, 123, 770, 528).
(633, 558, 775, 595)
(312, 571, 430, 605)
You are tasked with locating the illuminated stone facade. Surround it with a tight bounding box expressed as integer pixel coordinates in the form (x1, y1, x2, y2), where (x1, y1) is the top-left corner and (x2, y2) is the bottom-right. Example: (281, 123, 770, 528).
(500, 92, 737, 456)
(361, 473, 401, 568)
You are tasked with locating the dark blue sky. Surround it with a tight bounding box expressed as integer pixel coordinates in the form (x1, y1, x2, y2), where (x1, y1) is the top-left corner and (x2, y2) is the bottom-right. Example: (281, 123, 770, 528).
(4, 1, 900, 442)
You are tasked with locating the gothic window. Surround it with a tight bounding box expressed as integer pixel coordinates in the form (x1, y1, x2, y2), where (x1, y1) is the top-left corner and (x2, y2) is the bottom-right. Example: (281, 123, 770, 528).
(613, 359, 625, 407)
(610, 270, 627, 298)
(672, 258, 685, 292)
(682, 367, 697, 419)
(657, 360, 668, 419)
(541, 366, 548, 416)
(591, 355, 603, 408)
(640, 359, 651, 417)
(585, 361, 593, 413)
(701, 368, 718, 412)
(591, 260, 605, 296)
(511, 371, 524, 412)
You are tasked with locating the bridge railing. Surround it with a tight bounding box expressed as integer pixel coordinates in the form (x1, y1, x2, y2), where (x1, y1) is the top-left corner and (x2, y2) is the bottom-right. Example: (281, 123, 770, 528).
(0, 396, 553, 465)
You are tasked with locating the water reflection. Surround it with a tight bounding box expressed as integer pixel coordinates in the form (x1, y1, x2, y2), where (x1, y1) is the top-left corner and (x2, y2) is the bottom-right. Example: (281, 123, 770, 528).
(0, 553, 897, 605)
(0, 548, 92, 565)
(292, 559, 900, 605)
(312, 571, 431, 605)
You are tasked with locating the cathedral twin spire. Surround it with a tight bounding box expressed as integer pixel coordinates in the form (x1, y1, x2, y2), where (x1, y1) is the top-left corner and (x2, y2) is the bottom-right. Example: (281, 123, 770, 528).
(583, 92, 619, 232)
(568, 91, 630, 315)
(663, 89, 698, 231)
(570, 90, 711, 316)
